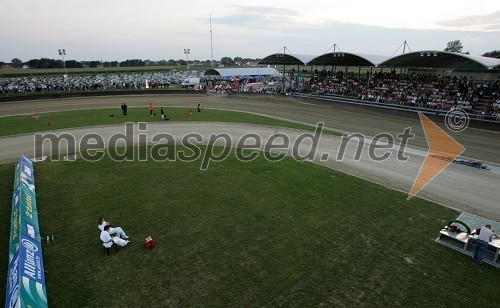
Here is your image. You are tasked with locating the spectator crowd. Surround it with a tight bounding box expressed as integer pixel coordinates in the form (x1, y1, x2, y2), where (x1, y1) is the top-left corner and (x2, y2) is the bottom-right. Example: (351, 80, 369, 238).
(299, 71, 500, 118)
(2, 69, 499, 120)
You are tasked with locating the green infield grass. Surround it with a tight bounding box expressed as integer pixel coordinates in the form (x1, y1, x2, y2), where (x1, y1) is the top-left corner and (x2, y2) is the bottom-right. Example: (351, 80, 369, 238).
(0, 148, 498, 306)
(0, 107, 339, 137)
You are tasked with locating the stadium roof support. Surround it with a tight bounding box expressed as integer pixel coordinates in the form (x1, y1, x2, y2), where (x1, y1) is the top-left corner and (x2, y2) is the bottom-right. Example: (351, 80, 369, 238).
(307, 52, 388, 67)
(204, 67, 279, 77)
(258, 53, 316, 66)
(379, 51, 500, 70)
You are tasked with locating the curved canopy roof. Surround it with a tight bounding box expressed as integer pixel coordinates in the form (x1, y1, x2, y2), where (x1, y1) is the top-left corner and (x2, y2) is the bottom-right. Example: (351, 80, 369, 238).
(308, 52, 388, 67)
(379, 51, 500, 70)
(204, 67, 279, 77)
(259, 53, 316, 66)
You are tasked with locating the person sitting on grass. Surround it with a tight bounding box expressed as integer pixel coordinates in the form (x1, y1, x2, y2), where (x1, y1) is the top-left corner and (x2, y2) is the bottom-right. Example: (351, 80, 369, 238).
(100, 224, 130, 248)
(197, 104, 204, 112)
(98, 216, 129, 239)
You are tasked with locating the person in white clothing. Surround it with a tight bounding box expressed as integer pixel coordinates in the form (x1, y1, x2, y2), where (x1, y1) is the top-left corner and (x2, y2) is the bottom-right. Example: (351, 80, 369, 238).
(472, 224, 495, 265)
(100, 224, 130, 247)
(98, 216, 129, 239)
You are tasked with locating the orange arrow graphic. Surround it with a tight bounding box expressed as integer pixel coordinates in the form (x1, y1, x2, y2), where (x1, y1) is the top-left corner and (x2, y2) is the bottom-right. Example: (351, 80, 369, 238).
(408, 113, 465, 199)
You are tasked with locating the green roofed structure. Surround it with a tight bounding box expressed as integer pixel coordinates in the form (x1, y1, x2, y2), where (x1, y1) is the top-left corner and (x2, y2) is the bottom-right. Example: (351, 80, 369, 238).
(379, 51, 500, 70)
(258, 53, 316, 66)
(308, 52, 388, 67)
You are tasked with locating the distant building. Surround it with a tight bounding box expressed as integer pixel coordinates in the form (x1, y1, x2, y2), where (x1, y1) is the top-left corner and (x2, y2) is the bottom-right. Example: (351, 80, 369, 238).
(22, 65, 30, 69)
(1, 64, 14, 69)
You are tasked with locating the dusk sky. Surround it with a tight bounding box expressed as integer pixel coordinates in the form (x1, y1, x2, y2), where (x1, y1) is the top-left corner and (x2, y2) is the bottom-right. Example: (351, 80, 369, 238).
(2, 0, 499, 62)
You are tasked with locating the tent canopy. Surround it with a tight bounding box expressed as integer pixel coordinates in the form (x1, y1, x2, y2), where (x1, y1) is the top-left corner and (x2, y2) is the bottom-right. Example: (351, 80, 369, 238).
(379, 51, 500, 70)
(257, 49, 500, 70)
(308, 52, 388, 67)
(259, 54, 316, 66)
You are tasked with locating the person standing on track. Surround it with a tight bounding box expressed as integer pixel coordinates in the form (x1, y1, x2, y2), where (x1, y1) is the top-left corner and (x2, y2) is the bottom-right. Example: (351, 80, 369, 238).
(149, 102, 154, 116)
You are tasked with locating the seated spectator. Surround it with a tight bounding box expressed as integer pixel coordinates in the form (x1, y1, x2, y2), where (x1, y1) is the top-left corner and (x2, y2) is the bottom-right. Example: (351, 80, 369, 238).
(100, 224, 130, 248)
(98, 216, 129, 239)
(296, 72, 496, 116)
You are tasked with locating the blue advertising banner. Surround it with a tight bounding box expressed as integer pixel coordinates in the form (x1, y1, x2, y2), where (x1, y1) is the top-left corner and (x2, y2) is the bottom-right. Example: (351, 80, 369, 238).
(9, 188, 21, 263)
(5, 156, 48, 308)
(5, 250, 20, 308)
(19, 234, 45, 285)
(19, 188, 41, 243)
(13, 164, 20, 195)
(20, 155, 34, 183)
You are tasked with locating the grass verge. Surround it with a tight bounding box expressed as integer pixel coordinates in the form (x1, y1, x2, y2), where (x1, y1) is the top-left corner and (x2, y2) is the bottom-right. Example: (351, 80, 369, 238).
(0, 107, 340, 137)
(0, 147, 497, 306)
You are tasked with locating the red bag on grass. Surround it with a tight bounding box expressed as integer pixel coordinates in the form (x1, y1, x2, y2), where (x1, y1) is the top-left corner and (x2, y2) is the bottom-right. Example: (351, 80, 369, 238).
(145, 236, 155, 249)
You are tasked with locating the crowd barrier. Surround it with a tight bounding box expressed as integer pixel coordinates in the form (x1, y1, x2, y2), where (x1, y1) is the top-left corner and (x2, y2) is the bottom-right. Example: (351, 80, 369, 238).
(5, 155, 48, 308)
(292, 92, 455, 114)
(291, 92, 500, 131)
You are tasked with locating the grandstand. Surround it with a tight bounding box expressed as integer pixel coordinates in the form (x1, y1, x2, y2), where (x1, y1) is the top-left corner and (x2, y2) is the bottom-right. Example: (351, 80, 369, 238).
(2, 49, 499, 122)
(258, 50, 500, 122)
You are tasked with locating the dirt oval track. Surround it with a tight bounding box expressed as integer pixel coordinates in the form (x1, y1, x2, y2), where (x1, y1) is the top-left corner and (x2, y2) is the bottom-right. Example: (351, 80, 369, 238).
(0, 93, 499, 220)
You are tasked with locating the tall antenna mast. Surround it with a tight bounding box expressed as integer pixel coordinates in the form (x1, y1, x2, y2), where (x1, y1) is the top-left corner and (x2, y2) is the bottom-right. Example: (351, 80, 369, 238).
(390, 41, 411, 58)
(210, 13, 214, 68)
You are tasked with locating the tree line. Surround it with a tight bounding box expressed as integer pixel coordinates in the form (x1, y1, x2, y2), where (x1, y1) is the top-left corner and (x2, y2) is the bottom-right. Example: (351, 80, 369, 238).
(2, 41, 499, 69)
(0, 56, 262, 69)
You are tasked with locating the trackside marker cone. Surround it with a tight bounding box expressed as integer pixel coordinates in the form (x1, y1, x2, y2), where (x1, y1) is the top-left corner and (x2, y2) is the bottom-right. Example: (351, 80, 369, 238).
(189, 108, 193, 115)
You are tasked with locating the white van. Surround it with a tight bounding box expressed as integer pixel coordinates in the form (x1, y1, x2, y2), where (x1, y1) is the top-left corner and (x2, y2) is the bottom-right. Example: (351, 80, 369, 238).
(181, 77, 201, 88)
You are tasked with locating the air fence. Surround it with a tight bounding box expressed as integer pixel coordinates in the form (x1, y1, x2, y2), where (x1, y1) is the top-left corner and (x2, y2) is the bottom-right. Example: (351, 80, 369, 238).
(5, 155, 48, 308)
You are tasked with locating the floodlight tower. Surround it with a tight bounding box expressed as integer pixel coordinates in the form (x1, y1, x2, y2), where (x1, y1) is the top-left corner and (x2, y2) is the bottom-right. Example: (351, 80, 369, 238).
(58, 49, 68, 77)
(184, 49, 190, 90)
(58, 49, 70, 91)
(184, 49, 190, 73)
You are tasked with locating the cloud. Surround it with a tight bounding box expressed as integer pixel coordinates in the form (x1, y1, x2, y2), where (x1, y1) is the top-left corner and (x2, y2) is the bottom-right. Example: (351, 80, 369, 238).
(437, 11, 500, 31)
(230, 5, 298, 16)
(254, 19, 500, 56)
(208, 11, 500, 59)
(3, 2, 499, 61)
(212, 5, 300, 28)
